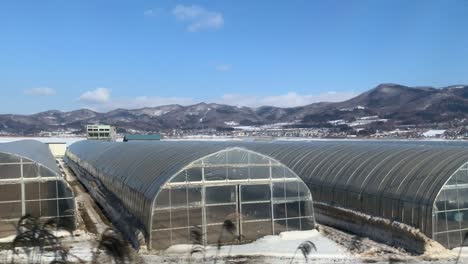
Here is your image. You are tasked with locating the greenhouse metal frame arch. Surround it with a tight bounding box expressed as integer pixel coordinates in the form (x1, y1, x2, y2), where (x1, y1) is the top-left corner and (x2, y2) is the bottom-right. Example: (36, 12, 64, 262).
(66, 140, 468, 249)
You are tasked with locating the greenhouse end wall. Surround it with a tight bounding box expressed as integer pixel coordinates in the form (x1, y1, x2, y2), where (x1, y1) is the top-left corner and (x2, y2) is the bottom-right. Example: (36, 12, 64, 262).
(433, 162, 468, 248)
(0, 141, 76, 238)
(150, 148, 315, 250)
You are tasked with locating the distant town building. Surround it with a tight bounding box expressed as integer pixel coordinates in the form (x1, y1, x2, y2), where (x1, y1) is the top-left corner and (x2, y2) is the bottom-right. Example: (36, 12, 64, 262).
(123, 134, 161, 142)
(422, 129, 446, 138)
(86, 125, 116, 141)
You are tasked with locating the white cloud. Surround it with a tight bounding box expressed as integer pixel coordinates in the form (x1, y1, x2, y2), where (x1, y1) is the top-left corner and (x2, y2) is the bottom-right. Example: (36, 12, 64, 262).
(79, 92, 195, 112)
(79, 88, 111, 104)
(77, 88, 356, 112)
(24, 87, 56, 96)
(215, 64, 231, 72)
(172, 5, 224, 32)
(144, 8, 162, 17)
(217, 91, 357, 108)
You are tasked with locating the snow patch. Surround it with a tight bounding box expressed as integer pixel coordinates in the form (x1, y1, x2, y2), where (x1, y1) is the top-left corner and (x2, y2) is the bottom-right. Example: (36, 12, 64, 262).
(160, 230, 350, 259)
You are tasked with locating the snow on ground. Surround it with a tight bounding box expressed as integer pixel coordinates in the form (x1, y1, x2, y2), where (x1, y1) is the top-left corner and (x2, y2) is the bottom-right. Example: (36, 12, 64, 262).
(452, 246, 468, 257)
(0, 230, 96, 264)
(142, 230, 355, 263)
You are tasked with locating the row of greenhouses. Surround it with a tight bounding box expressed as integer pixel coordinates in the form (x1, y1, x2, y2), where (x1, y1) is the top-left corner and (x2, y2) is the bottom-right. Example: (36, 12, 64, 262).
(64, 140, 468, 249)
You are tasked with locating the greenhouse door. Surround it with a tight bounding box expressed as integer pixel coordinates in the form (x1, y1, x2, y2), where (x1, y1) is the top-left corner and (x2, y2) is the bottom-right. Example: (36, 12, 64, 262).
(208, 183, 274, 244)
(238, 184, 273, 242)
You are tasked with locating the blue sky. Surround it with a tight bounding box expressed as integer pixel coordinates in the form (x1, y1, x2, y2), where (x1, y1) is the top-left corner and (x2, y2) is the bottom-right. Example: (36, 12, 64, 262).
(1, 0, 468, 114)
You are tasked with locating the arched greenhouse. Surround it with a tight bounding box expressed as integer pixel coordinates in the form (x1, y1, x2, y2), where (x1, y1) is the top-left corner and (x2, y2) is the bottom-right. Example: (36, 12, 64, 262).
(0, 140, 75, 238)
(65, 140, 468, 249)
(65, 141, 315, 250)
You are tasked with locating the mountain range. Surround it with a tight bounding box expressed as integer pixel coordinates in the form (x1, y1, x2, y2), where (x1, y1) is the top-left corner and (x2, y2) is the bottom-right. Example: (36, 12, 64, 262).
(2, 83, 468, 135)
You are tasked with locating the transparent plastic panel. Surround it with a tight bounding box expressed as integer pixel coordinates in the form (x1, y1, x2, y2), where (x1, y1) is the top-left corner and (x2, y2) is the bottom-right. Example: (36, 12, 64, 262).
(434, 189, 448, 212)
(0, 184, 21, 201)
(241, 203, 271, 221)
(457, 169, 468, 185)
(155, 189, 170, 209)
(287, 218, 301, 231)
(460, 209, 468, 229)
(188, 207, 203, 227)
(57, 181, 74, 198)
(186, 167, 202, 182)
(462, 230, 468, 246)
(0, 153, 20, 163)
(241, 185, 270, 202)
(458, 188, 468, 209)
(25, 201, 41, 217)
(446, 171, 459, 186)
(41, 200, 58, 217)
(273, 182, 285, 200)
(58, 199, 75, 216)
(153, 210, 171, 230)
(206, 186, 236, 204)
(170, 187, 187, 208)
(152, 230, 171, 250)
(39, 166, 56, 177)
(285, 182, 299, 200)
(206, 205, 236, 224)
(249, 167, 270, 179)
(271, 166, 285, 179)
(448, 231, 462, 249)
(286, 202, 300, 218)
(435, 233, 449, 249)
(248, 152, 270, 165)
(171, 208, 188, 228)
(273, 203, 287, 219)
(0, 220, 17, 237)
(25, 182, 40, 200)
(227, 167, 248, 180)
(187, 187, 202, 206)
(40, 181, 58, 199)
(300, 200, 314, 217)
(226, 149, 248, 164)
(242, 221, 272, 241)
(300, 217, 315, 230)
(23, 164, 39, 178)
(171, 172, 186, 183)
(0, 164, 20, 179)
(204, 167, 226, 181)
(446, 211, 461, 231)
(299, 182, 312, 200)
(172, 228, 190, 245)
(284, 168, 298, 179)
(0, 202, 22, 219)
(203, 152, 226, 165)
(207, 224, 235, 244)
(273, 220, 287, 235)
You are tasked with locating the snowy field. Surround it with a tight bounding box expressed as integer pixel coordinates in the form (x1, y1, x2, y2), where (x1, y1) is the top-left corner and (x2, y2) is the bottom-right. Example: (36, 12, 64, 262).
(0, 230, 353, 264)
(142, 230, 356, 264)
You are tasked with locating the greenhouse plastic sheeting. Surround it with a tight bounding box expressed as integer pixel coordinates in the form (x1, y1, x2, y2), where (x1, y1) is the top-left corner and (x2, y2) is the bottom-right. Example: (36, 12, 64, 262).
(66, 140, 468, 244)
